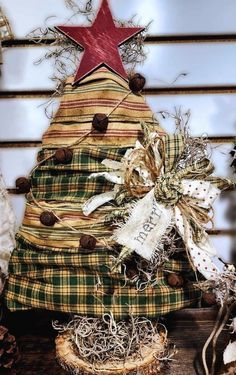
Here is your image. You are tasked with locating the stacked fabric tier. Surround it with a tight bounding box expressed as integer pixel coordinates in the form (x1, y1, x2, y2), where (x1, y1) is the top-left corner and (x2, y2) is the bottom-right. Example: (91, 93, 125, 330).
(5, 68, 201, 319)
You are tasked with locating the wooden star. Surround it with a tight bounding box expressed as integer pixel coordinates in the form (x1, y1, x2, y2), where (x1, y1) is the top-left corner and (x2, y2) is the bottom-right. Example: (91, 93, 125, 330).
(56, 0, 144, 85)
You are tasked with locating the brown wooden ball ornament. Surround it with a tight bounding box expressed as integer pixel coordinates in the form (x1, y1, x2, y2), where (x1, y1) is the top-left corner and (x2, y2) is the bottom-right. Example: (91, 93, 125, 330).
(54, 148, 73, 164)
(129, 73, 146, 93)
(40, 211, 58, 227)
(167, 273, 184, 288)
(92, 113, 109, 132)
(15, 177, 31, 194)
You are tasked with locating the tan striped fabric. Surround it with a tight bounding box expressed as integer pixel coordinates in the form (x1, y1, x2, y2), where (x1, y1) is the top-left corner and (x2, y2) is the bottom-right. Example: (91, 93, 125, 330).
(43, 67, 164, 148)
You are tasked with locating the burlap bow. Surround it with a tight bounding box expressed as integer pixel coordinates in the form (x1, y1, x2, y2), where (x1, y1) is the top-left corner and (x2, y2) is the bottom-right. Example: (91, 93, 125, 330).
(83, 130, 235, 279)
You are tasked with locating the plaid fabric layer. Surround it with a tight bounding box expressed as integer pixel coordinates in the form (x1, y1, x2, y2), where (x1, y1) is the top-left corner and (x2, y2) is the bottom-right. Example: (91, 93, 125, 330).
(31, 147, 126, 202)
(5, 68, 202, 317)
(6, 235, 201, 319)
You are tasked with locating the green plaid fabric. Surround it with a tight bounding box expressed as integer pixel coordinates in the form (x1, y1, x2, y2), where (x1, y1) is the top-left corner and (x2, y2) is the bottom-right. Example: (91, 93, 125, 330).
(160, 134, 234, 190)
(162, 134, 185, 173)
(5, 143, 202, 318)
(6, 235, 201, 319)
(31, 147, 126, 202)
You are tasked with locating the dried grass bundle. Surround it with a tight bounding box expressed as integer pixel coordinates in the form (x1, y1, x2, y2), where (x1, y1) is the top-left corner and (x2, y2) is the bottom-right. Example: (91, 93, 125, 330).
(54, 314, 174, 375)
(53, 314, 168, 366)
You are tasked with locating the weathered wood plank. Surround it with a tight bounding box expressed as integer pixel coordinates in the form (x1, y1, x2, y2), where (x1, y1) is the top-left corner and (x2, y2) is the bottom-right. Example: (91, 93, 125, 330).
(2, 86, 236, 99)
(4, 34, 236, 48)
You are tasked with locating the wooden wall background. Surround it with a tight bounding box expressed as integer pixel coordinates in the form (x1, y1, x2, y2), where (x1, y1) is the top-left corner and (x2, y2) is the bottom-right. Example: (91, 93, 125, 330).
(0, 0, 236, 268)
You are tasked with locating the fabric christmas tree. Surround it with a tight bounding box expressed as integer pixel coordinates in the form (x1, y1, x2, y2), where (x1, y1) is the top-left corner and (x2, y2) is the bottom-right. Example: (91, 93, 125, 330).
(5, 68, 201, 318)
(4, 1, 235, 372)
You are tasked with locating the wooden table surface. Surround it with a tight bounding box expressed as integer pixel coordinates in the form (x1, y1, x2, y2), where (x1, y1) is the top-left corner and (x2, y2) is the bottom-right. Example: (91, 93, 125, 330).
(1, 307, 229, 375)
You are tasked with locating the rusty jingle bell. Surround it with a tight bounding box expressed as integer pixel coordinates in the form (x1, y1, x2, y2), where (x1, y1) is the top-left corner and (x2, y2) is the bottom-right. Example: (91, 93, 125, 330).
(54, 148, 73, 164)
(92, 113, 109, 132)
(129, 73, 146, 93)
(40, 211, 58, 227)
(15, 177, 31, 194)
(80, 234, 97, 250)
(202, 292, 217, 305)
(167, 273, 184, 288)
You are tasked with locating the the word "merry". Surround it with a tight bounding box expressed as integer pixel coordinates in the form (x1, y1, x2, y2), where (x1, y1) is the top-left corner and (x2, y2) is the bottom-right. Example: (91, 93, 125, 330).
(134, 200, 161, 245)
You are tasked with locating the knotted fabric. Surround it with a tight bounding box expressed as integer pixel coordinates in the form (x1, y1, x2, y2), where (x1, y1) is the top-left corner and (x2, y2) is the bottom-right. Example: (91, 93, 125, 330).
(154, 172, 183, 206)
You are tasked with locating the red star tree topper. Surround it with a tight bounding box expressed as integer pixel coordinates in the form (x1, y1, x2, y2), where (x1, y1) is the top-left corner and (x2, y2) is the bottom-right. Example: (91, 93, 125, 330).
(56, 0, 144, 85)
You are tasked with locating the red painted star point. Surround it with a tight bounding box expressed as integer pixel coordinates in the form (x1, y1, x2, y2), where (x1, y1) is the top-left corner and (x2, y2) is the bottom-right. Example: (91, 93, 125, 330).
(56, 0, 144, 85)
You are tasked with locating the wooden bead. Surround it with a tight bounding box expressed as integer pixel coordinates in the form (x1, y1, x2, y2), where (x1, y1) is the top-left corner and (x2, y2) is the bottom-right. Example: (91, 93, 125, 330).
(54, 148, 73, 164)
(40, 211, 58, 227)
(167, 273, 184, 288)
(15, 177, 31, 194)
(129, 73, 146, 93)
(80, 234, 97, 250)
(202, 292, 217, 305)
(92, 113, 108, 132)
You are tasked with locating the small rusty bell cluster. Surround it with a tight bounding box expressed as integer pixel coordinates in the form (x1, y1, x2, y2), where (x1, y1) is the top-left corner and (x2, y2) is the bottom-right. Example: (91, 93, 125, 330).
(92, 113, 109, 132)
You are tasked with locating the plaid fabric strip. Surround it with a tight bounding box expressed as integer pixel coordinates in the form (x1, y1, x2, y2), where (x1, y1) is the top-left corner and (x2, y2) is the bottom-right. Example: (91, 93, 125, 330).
(31, 147, 126, 202)
(6, 235, 201, 319)
(161, 134, 185, 173)
(161, 136, 234, 190)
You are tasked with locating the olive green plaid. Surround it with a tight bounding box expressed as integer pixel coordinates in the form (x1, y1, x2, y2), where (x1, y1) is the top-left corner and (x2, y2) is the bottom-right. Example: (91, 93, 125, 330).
(5, 142, 202, 317)
(31, 147, 126, 202)
(5, 141, 203, 317)
(6, 235, 201, 319)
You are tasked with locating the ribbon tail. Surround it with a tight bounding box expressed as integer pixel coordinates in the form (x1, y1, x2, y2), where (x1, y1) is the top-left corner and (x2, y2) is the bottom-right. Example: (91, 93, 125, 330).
(174, 207, 220, 279)
(82, 190, 117, 216)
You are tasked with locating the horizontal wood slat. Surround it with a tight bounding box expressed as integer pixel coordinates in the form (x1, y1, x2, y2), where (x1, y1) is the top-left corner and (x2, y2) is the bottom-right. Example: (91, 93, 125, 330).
(3, 86, 236, 98)
(3, 34, 236, 47)
(144, 86, 236, 95)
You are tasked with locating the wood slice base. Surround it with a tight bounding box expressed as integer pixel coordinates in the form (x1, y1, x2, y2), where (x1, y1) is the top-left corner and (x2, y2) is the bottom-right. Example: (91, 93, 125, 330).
(55, 332, 165, 375)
